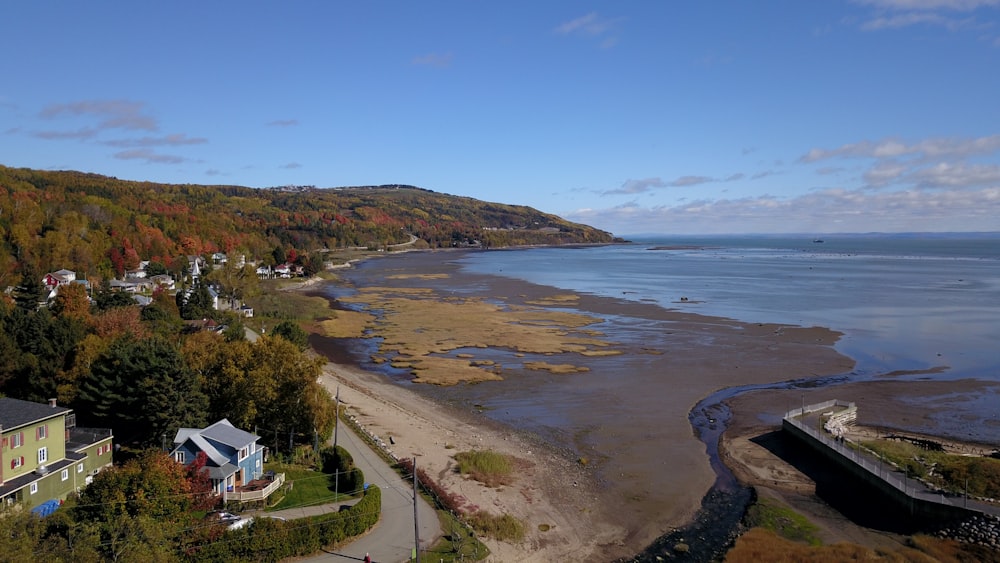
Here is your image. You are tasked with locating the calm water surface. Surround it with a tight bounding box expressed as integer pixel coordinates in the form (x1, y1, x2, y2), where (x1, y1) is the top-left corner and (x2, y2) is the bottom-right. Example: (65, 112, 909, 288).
(460, 236, 1000, 380)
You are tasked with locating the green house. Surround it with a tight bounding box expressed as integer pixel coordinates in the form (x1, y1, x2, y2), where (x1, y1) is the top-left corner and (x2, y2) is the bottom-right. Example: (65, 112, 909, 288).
(0, 398, 113, 511)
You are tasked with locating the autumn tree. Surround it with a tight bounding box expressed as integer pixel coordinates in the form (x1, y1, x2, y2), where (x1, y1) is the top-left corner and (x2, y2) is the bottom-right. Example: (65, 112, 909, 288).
(75, 450, 196, 561)
(51, 282, 92, 323)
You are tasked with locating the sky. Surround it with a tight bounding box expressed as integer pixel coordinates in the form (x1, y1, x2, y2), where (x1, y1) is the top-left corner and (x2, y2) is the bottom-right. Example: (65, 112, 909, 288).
(2, 1, 1000, 236)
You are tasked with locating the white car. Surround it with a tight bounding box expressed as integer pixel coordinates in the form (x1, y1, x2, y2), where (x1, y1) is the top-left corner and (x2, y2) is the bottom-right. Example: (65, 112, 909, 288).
(227, 516, 254, 531)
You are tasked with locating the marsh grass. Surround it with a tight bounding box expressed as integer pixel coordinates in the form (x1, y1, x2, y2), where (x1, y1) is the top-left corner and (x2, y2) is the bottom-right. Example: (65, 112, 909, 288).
(338, 287, 615, 384)
(454, 450, 513, 487)
(467, 511, 525, 542)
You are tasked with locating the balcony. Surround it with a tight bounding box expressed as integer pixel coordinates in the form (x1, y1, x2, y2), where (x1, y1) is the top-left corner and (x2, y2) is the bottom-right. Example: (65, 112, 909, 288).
(224, 472, 285, 502)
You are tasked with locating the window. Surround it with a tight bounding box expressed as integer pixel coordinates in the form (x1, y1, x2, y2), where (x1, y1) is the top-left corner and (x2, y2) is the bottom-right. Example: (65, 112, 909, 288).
(77, 463, 84, 473)
(239, 446, 249, 460)
(38, 447, 47, 464)
(11, 432, 23, 448)
(174, 451, 185, 464)
(61, 469, 69, 481)
(29, 483, 38, 495)
(12, 456, 23, 469)
(37, 425, 48, 440)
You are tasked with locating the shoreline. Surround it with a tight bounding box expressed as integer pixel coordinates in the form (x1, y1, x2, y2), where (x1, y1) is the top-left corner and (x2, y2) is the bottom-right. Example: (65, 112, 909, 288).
(291, 248, 998, 560)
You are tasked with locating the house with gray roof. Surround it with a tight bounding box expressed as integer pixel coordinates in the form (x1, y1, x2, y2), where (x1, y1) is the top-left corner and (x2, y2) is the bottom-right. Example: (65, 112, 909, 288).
(171, 419, 278, 502)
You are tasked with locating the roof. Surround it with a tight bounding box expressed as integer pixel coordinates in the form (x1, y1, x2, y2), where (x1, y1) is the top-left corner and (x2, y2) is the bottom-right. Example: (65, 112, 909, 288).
(0, 398, 71, 432)
(201, 419, 257, 449)
(171, 419, 259, 478)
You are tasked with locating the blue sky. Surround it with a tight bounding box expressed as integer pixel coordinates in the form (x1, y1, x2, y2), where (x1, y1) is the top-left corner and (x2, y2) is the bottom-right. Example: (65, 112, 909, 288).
(3, 1, 999, 235)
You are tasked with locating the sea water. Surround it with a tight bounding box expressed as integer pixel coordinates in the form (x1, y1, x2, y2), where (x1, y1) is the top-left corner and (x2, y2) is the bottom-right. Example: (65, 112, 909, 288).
(458, 235, 1000, 381)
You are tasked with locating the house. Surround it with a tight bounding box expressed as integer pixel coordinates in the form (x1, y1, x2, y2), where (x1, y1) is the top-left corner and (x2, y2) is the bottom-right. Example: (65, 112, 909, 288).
(41, 269, 76, 290)
(0, 398, 113, 511)
(211, 252, 228, 265)
(149, 274, 176, 291)
(170, 419, 283, 502)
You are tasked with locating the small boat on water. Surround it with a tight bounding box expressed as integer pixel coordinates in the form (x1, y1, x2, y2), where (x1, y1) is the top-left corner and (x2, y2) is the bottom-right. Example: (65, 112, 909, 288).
(813, 238, 824, 243)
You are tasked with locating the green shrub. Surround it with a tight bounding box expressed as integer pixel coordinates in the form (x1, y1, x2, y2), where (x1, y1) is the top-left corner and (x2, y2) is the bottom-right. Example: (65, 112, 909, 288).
(743, 498, 821, 546)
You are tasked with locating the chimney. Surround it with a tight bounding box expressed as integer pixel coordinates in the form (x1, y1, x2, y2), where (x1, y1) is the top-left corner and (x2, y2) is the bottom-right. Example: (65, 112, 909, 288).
(49, 398, 57, 408)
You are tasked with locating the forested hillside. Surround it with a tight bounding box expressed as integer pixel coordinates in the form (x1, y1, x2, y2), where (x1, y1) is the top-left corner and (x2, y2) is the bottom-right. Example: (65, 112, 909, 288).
(0, 165, 616, 286)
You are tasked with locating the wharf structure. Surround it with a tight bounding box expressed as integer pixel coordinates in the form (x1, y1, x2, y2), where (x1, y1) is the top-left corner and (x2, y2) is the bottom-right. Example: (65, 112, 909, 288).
(782, 400, 999, 540)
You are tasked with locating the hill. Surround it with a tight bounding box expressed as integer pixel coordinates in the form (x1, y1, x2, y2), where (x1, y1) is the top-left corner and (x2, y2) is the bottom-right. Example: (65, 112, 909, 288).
(0, 165, 617, 284)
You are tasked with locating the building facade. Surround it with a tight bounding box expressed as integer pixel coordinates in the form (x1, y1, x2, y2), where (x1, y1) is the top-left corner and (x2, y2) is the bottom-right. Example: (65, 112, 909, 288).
(0, 398, 113, 511)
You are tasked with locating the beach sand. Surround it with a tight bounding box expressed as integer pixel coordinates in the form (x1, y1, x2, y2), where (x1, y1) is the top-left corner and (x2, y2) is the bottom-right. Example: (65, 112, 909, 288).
(298, 249, 997, 561)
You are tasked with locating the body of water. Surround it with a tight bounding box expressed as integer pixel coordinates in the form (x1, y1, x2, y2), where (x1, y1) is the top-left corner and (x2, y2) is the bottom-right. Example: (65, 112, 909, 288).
(460, 235, 1000, 381)
(326, 234, 1000, 558)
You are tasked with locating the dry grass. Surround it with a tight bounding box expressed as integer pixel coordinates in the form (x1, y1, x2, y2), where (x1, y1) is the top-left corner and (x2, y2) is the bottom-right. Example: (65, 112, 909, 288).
(338, 286, 619, 385)
(523, 361, 590, 375)
(316, 310, 375, 338)
(726, 528, 990, 563)
(454, 450, 513, 487)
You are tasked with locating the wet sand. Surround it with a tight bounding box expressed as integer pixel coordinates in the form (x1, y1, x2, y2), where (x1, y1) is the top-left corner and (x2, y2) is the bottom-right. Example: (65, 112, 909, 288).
(307, 249, 859, 560)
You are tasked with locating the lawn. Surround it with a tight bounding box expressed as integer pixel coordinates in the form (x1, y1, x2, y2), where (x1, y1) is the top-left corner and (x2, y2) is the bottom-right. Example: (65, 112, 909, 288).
(266, 462, 351, 511)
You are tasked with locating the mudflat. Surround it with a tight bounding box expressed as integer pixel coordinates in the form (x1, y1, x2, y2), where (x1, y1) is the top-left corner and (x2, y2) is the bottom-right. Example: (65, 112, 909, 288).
(306, 249, 860, 561)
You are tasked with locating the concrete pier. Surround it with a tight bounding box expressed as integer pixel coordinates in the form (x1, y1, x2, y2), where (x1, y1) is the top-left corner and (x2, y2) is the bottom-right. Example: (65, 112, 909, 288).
(782, 400, 1000, 529)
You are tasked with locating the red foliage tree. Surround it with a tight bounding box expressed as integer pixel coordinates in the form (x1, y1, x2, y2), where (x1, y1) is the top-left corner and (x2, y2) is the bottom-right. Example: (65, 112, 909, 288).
(185, 451, 217, 510)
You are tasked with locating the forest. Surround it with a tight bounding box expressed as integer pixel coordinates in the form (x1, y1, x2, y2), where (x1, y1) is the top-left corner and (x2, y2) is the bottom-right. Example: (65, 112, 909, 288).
(0, 164, 616, 558)
(0, 164, 617, 290)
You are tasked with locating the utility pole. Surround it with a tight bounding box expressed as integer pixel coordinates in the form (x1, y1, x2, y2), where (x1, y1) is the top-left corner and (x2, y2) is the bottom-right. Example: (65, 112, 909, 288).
(334, 386, 340, 498)
(413, 457, 420, 562)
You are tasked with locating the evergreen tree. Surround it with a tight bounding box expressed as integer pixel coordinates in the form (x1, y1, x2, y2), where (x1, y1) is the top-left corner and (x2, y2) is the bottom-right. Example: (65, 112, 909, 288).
(177, 277, 214, 320)
(13, 266, 46, 310)
(94, 278, 135, 311)
(76, 336, 207, 446)
(271, 319, 309, 350)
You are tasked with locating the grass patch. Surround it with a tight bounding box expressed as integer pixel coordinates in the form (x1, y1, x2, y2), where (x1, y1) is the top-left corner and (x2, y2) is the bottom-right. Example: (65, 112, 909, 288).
(467, 510, 525, 542)
(454, 450, 513, 487)
(743, 497, 821, 546)
(266, 462, 348, 511)
(420, 509, 490, 562)
(862, 439, 1000, 498)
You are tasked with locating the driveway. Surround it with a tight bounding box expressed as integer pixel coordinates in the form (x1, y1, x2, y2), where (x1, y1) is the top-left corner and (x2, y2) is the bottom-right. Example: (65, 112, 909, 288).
(294, 417, 442, 563)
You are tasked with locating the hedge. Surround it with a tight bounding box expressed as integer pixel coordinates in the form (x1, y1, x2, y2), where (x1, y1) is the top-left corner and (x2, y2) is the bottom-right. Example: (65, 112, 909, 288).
(185, 484, 381, 562)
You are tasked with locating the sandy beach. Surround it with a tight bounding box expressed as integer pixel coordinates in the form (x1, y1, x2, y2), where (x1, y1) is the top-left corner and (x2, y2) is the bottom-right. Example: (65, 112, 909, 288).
(295, 249, 881, 561)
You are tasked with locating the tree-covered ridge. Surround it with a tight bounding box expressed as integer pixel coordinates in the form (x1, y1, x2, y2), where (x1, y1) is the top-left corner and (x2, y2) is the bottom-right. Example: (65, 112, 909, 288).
(0, 165, 616, 284)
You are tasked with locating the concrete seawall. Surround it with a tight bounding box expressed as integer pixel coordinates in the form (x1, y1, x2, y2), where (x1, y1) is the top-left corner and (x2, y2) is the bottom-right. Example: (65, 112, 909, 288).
(782, 400, 1000, 531)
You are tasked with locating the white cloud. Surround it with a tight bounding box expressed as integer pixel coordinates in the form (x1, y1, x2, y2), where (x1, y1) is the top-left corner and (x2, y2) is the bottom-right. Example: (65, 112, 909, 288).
(554, 12, 623, 47)
(855, 0, 999, 10)
(567, 186, 1000, 234)
(40, 99, 157, 131)
(104, 133, 208, 147)
(801, 135, 1000, 162)
(853, 0, 998, 30)
(113, 148, 185, 164)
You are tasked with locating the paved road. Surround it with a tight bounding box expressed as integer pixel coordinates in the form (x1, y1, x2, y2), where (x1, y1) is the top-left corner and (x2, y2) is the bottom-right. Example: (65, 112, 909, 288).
(293, 418, 441, 563)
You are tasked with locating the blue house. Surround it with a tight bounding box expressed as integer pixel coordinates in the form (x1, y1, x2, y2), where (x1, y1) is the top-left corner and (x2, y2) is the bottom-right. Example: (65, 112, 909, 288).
(170, 419, 265, 497)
